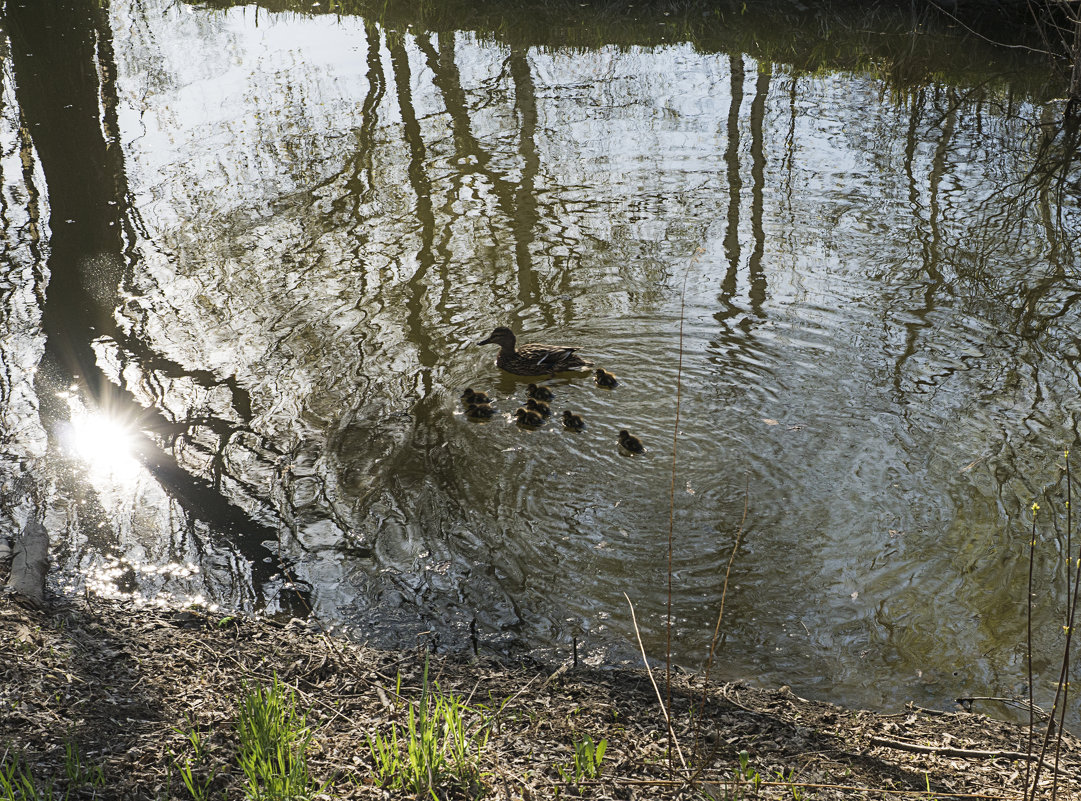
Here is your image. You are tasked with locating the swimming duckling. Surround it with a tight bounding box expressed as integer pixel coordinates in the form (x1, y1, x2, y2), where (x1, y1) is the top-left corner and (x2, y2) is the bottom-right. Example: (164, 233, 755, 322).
(461, 388, 492, 405)
(515, 407, 545, 427)
(562, 411, 585, 431)
(618, 429, 645, 453)
(525, 398, 551, 417)
(464, 403, 495, 419)
(594, 368, 619, 388)
(527, 383, 554, 402)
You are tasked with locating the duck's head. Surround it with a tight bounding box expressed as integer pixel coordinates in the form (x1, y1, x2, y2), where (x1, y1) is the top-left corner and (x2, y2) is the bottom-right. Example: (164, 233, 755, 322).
(477, 327, 516, 348)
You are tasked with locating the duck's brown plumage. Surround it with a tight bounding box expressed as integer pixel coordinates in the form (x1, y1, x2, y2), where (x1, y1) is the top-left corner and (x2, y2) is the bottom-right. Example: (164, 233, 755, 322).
(464, 403, 495, 419)
(594, 368, 619, 388)
(462, 388, 492, 405)
(478, 327, 593, 376)
(515, 407, 545, 427)
(527, 383, 555, 402)
(562, 411, 585, 431)
(618, 429, 644, 453)
(525, 398, 551, 417)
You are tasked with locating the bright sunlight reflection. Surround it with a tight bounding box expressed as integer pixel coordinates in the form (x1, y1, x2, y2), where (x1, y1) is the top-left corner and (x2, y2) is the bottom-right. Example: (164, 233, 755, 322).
(61, 392, 143, 486)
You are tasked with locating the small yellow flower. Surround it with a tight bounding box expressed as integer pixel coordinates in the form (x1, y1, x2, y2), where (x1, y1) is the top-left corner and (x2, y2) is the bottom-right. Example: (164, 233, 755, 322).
(1032, 502, 1041, 513)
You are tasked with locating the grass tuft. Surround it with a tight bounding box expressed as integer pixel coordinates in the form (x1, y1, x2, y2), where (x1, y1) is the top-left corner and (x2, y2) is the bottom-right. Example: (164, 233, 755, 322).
(235, 674, 328, 800)
(0, 753, 51, 801)
(367, 654, 492, 798)
(0, 743, 104, 801)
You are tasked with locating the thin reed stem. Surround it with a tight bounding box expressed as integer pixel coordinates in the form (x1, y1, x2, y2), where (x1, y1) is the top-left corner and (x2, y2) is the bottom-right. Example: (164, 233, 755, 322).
(1025, 501, 1037, 801)
(1051, 448, 1076, 800)
(624, 593, 688, 772)
(692, 476, 749, 768)
(666, 250, 700, 775)
(1030, 449, 1081, 801)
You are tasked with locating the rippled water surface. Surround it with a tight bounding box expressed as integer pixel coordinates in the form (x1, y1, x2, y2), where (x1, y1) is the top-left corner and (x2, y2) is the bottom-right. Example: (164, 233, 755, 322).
(2, 0, 1080, 720)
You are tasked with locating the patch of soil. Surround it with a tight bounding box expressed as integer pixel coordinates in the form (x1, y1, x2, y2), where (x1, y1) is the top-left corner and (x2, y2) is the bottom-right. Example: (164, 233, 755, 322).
(1, 594, 1077, 799)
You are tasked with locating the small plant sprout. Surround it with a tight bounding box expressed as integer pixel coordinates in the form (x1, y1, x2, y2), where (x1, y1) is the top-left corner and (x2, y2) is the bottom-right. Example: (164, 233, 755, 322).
(734, 750, 762, 798)
(171, 717, 215, 801)
(557, 733, 607, 788)
(63, 742, 105, 789)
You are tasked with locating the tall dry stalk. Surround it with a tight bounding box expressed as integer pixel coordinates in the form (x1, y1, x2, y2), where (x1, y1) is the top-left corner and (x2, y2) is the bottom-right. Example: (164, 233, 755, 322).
(1028, 448, 1081, 801)
(665, 250, 701, 774)
(1025, 501, 1038, 800)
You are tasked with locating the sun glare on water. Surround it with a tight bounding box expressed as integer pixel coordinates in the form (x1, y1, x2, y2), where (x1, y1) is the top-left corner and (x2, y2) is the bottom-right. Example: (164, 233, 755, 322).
(62, 394, 143, 487)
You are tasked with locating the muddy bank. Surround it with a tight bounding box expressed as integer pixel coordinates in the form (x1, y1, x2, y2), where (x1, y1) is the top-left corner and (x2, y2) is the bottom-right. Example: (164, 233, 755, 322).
(1, 595, 1077, 799)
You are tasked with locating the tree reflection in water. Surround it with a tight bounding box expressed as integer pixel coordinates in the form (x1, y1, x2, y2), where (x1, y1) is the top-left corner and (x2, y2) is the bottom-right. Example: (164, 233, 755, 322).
(0, 0, 1080, 721)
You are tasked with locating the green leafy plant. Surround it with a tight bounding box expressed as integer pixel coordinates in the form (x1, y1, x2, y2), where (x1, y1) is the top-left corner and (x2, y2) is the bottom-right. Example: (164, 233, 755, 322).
(775, 767, 804, 801)
(367, 656, 491, 798)
(557, 733, 607, 788)
(732, 750, 761, 799)
(0, 745, 105, 801)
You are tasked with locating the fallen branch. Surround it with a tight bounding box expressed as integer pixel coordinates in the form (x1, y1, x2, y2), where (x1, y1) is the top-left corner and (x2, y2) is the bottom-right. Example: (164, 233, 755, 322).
(870, 735, 1066, 770)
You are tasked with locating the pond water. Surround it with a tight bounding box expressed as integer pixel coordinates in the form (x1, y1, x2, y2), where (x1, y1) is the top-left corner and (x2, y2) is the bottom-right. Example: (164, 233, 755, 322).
(2, 0, 1081, 721)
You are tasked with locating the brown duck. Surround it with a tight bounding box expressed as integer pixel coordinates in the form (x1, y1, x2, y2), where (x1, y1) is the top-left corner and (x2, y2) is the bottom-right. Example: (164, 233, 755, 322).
(478, 327, 593, 376)
(462, 388, 492, 405)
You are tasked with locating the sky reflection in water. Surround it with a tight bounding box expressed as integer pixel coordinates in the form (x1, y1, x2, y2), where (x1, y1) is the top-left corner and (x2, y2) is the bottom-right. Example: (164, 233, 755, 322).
(1, 0, 1079, 723)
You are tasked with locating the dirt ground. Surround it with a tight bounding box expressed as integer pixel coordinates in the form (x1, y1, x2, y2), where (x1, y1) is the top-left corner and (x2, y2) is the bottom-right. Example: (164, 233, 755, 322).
(1, 594, 1078, 800)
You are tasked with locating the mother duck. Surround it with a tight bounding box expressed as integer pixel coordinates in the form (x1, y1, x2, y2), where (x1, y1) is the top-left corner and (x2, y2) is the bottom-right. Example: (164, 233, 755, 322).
(477, 326, 593, 376)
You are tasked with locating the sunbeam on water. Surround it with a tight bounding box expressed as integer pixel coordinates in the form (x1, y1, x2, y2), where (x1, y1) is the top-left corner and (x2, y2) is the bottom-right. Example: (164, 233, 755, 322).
(59, 392, 144, 489)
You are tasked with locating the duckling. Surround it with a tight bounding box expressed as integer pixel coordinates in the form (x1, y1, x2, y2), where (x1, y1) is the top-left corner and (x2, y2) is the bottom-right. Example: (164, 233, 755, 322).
(594, 368, 619, 388)
(464, 403, 495, 419)
(562, 411, 585, 431)
(461, 388, 492, 405)
(527, 383, 554, 402)
(515, 407, 544, 427)
(525, 398, 551, 417)
(618, 429, 645, 453)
